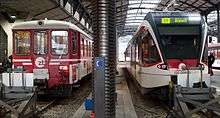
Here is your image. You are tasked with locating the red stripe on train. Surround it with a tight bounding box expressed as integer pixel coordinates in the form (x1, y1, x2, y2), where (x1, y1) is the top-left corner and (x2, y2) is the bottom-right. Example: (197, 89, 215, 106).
(167, 59, 198, 68)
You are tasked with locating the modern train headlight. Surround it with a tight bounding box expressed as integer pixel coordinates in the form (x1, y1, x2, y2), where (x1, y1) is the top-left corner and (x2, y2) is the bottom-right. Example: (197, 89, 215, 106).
(178, 63, 187, 70)
(157, 64, 167, 70)
(16, 66, 23, 69)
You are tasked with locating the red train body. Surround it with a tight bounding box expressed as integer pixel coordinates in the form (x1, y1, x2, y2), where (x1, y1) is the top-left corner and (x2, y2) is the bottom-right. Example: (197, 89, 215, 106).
(12, 20, 92, 93)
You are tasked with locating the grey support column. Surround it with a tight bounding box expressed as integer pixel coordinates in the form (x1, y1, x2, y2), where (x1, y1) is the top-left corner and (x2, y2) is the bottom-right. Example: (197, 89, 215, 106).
(217, 8, 220, 43)
(91, 0, 116, 118)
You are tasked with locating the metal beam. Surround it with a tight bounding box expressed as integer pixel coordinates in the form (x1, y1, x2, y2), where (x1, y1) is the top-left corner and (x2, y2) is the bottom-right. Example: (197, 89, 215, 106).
(178, 0, 203, 12)
(201, 0, 215, 6)
(63, 0, 69, 7)
(116, 2, 159, 9)
(32, 5, 59, 18)
(116, 7, 154, 13)
(0, 11, 15, 23)
(203, 2, 220, 15)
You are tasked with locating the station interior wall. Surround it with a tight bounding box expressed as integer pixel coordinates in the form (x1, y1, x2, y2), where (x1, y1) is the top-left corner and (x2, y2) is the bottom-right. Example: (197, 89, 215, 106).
(0, 19, 23, 57)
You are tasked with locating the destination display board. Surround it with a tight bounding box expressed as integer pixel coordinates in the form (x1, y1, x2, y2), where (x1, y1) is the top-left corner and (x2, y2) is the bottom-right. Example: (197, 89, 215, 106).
(161, 17, 188, 24)
(156, 17, 201, 25)
(148, 12, 202, 25)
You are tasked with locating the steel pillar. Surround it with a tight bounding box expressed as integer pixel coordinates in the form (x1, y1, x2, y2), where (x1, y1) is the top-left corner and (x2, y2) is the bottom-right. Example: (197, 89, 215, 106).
(91, 0, 116, 118)
(217, 8, 220, 43)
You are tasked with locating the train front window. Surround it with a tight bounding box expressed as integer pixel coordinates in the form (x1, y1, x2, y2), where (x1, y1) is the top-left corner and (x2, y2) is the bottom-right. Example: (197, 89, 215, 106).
(34, 31, 47, 54)
(51, 31, 68, 55)
(15, 31, 31, 55)
(161, 35, 199, 59)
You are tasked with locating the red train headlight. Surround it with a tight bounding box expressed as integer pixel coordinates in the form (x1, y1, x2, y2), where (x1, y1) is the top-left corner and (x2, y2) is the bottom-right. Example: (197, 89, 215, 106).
(157, 64, 167, 70)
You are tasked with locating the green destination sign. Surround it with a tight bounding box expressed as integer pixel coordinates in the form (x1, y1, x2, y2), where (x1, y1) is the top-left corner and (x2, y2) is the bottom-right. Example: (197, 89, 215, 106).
(161, 18, 171, 24)
(161, 17, 188, 24)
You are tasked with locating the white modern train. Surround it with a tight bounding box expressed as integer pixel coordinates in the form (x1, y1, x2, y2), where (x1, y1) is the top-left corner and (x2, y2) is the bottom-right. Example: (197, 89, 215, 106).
(125, 12, 210, 94)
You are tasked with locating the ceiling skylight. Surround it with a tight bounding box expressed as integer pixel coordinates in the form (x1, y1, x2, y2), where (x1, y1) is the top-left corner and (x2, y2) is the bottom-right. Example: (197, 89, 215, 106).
(124, 0, 161, 33)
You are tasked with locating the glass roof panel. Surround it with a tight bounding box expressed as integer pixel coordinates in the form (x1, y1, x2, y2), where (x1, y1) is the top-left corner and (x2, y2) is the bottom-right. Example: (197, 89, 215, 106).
(125, 0, 161, 28)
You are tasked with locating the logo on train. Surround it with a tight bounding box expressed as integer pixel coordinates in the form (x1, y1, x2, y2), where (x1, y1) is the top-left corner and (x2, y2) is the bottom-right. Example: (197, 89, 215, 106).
(35, 57, 45, 68)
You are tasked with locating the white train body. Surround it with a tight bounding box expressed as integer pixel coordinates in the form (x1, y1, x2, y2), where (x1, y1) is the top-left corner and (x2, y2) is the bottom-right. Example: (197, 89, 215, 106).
(125, 12, 210, 93)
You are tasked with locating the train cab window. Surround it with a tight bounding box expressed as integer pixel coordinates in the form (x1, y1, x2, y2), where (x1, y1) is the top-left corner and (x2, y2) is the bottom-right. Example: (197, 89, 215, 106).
(15, 31, 31, 55)
(34, 31, 47, 54)
(72, 31, 76, 53)
(51, 31, 68, 55)
(161, 35, 199, 59)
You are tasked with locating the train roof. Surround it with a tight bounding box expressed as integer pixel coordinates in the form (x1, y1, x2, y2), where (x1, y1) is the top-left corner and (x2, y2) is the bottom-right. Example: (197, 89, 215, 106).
(12, 20, 92, 39)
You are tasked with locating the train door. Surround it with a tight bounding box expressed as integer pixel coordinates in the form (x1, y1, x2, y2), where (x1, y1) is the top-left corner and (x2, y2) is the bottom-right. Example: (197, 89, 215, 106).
(32, 31, 49, 70)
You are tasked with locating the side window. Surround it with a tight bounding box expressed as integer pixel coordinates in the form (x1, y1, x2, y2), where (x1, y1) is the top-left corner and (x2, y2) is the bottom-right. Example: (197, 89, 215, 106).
(142, 34, 161, 64)
(202, 43, 208, 64)
(136, 45, 139, 62)
(81, 37, 84, 57)
(88, 41, 90, 57)
(86, 40, 89, 57)
(85, 40, 87, 57)
(132, 46, 136, 62)
(142, 39, 149, 63)
(90, 42, 92, 57)
(72, 31, 76, 53)
(15, 31, 31, 55)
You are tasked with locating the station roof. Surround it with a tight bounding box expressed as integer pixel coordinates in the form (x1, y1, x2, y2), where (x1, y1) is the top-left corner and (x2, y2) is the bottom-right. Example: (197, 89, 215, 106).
(0, 0, 92, 35)
(115, 0, 220, 36)
(0, 0, 220, 37)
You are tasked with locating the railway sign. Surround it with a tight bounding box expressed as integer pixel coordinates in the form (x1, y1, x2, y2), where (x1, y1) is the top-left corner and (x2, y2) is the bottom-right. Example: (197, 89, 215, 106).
(95, 57, 105, 70)
(35, 57, 45, 68)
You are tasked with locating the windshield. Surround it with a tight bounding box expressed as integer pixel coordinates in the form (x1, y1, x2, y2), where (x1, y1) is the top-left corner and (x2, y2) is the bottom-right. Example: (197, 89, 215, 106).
(161, 35, 199, 59)
(34, 31, 47, 54)
(51, 31, 68, 55)
(15, 31, 31, 55)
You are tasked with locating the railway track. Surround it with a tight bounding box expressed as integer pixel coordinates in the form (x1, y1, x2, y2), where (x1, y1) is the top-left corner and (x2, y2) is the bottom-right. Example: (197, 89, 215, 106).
(37, 77, 91, 118)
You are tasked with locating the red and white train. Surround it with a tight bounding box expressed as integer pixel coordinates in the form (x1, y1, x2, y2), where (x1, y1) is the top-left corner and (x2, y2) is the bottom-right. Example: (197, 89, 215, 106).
(125, 12, 210, 94)
(11, 20, 92, 95)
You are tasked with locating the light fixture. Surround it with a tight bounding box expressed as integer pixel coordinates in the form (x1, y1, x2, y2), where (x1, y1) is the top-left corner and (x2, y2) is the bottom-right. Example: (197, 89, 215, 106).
(173, 0, 179, 6)
(10, 15, 16, 19)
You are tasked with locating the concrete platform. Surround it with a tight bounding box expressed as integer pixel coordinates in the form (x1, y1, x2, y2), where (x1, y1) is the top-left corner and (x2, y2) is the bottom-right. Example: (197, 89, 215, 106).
(72, 68, 137, 118)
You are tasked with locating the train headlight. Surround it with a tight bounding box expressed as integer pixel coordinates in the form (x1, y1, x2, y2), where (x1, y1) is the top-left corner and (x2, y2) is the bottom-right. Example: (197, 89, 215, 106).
(157, 64, 167, 70)
(178, 63, 187, 70)
(17, 66, 23, 69)
(59, 65, 68, 71)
